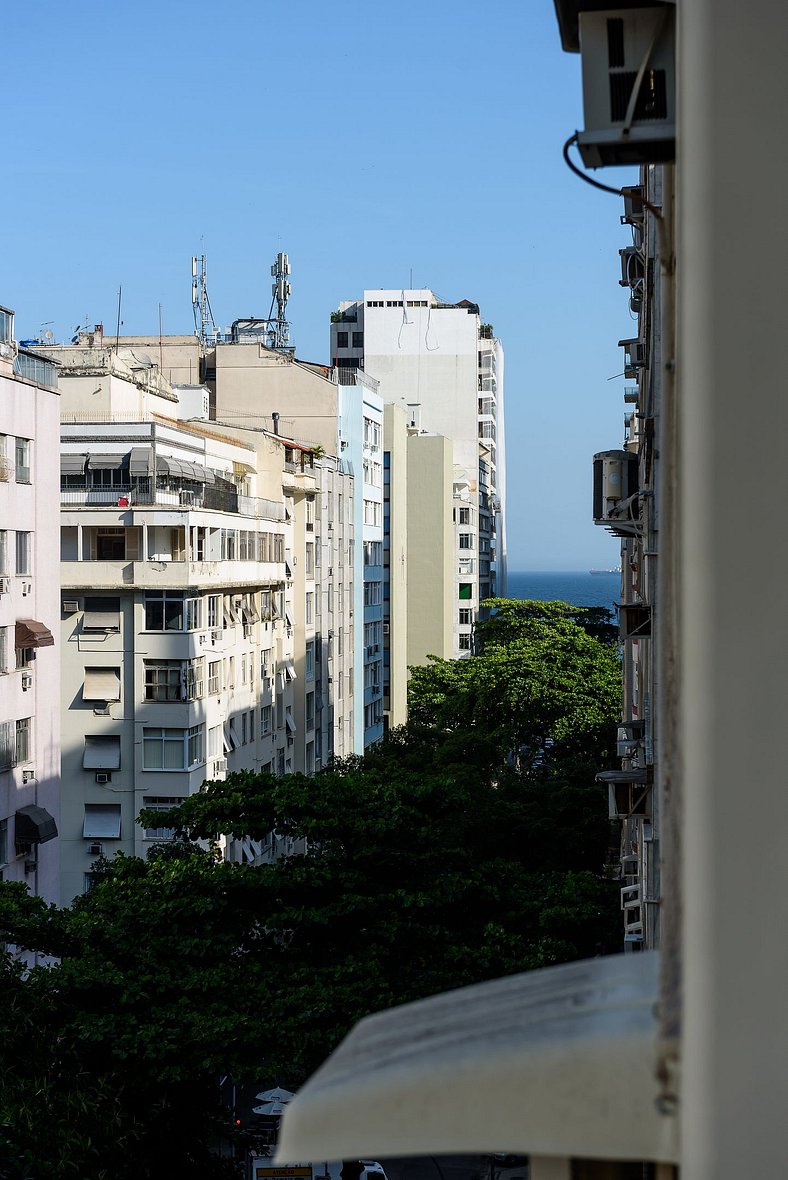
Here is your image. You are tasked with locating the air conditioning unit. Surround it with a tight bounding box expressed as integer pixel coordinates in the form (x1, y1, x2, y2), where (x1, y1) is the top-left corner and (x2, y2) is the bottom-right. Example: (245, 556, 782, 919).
(621, 185, 645, 226)
(619, 246, 645, 288)
(21, 673, 32, 691)
(21, 581, 32, 596)
(95, 772, 112, 785)
(213, 758, 227, 775)
(88, 842, 104, 857)
(63, 599, 79, 612)
(22, 769, 35, 784)
(619, 337, 647, 376)
(382, 622, 390, 636)
(577, 6, 675, 169)
(0, 577, 10, 595)
(211, 630, 222, 643)
(592, 449, 639, 530)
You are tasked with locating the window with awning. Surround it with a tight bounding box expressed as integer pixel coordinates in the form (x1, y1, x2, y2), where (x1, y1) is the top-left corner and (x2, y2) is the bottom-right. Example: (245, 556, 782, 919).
(15, 804, 58, 846)
(83, 667, 121, 701)
(285, 709, 296, 734)
(88, 454, 125, 470)
(83, 597, 121, 632)
(60, 453, 88, 476)
(129, 447, 152, 477)
(284, 659, 297, 680)
(83, 735, 121, 770)
(83, 803, 121, 839)
(15, 619, 54, 649)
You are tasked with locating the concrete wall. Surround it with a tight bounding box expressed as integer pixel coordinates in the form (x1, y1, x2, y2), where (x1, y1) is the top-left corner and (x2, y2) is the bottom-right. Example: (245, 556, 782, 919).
(383, 404, 408, 729)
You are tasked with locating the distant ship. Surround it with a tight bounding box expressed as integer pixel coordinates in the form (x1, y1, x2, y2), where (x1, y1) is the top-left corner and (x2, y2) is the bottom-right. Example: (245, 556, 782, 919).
(589, 568, 621, 576)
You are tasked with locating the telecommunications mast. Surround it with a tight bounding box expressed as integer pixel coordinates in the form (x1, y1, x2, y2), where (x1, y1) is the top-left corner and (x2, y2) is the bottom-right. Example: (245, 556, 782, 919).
(267, 252, 292, 352)
(191, 254, 217, 348)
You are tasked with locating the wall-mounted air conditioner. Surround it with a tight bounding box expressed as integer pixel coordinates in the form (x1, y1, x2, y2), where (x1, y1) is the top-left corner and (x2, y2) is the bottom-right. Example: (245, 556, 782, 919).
(619, 336, 646, 377)
(621, 185, 645, 226)
(619, 246, 645, 288)
(211, 630, 222, 643)
(21, 581, 32, 596)
(88, 842, 104, 857)
(0, 577, 10, 595)
(95, 772, 112, 785)
(593, 449, 639, 529)
(22, 769, 35, 784)
(213, 758, 227, 775)
(63, 599, 79, 613)
(577, 6, 675, 169)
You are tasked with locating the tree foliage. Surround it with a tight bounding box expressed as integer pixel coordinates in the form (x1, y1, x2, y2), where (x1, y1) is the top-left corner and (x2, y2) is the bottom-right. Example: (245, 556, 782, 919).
(0, 598, 621, 1178)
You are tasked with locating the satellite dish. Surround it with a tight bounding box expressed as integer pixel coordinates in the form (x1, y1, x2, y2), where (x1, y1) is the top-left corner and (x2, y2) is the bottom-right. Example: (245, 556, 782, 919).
(45, 331, 53, 340)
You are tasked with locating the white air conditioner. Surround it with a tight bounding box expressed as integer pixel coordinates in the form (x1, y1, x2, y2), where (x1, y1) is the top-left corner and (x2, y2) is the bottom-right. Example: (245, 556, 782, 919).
(88, 842, 104, 857)
(22, 769, 35, 784)
(213, 758, 227, 775)
(63, 598, 79, 612)
(96, 772, 112, 785)
(0, 577, 10, 595)
(211, 630, 222, 643)
(619, 246, 645, 288)
(21, 673, 32, 691)
(577, 6, 675, 169)
(382, 622, 390, 636)
(21, 581, 32, 596)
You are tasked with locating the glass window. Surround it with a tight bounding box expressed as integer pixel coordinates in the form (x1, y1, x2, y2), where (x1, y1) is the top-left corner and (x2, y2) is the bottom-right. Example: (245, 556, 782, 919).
(15, 531, 31, 576)
(15, 718, 31, 764)
(144, 591, 184, 631)
(141, 796, 182, 840)
(305, 641, 314, 681)
(459, 633, 472, 651)
(208, 660, 221, 695)
(188, 725, 204, 765)
(15, 438, 30, 483)
(458, 534, 474, 549)
(336, 331, 349, 348)
(144, 661, 183, 702)
(207, 594, 220, 629)
(143, 727, 186, 770)
(305, 592, 314, 626)
(459, 583, 473, 601)
(260, 704, 272, 736)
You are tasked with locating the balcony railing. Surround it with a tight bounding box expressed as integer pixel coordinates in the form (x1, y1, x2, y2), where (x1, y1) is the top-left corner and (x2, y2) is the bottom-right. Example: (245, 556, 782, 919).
(14, 350, 59, 389)
(60, 479, 285, 521)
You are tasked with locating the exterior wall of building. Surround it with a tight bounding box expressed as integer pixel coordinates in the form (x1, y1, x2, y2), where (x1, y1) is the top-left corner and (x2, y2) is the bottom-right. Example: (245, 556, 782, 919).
(210, 343, 339, 453)
(331, 289, 506, 659)
(383, 404, 408, 730)
(406, 433, 455, 667)
(0, 314, 61, 904)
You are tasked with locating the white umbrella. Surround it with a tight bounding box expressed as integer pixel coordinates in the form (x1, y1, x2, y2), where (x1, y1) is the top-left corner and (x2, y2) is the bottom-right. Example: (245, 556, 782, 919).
(253, 1086, 295, 1116)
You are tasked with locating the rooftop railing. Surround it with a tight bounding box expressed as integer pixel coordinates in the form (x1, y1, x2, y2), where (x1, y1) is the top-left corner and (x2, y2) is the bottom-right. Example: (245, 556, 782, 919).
(60, 478, 285, 521)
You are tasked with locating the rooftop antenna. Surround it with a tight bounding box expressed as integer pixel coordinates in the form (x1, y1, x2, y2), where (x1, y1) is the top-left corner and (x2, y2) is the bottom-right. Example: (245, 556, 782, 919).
(191, 253, 217, 348)
(266, 251, 292, 352)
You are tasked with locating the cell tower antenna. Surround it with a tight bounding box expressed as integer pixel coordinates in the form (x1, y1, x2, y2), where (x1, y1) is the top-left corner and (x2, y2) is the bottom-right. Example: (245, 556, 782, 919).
(266, 251, 292, 352)
(191, 253, 217, 348)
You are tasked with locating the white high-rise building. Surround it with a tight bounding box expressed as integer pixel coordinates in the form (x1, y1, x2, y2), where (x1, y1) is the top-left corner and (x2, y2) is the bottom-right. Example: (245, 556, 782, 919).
(330, 290, 506, 662)
(0, 306, 61, 904)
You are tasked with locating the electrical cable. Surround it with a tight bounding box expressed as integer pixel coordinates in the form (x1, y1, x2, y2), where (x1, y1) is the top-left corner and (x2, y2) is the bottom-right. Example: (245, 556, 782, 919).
(561, 133, 663, 220)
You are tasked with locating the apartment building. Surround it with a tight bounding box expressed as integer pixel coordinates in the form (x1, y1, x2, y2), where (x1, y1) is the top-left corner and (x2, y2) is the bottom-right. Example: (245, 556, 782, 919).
(330, 289, 507, 661)
(43, 341, 297, 899)
(0, 306, 61, 903)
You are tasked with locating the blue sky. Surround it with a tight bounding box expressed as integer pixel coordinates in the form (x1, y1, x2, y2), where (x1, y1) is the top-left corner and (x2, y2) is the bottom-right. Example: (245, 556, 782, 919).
(5, 0, 635, 571)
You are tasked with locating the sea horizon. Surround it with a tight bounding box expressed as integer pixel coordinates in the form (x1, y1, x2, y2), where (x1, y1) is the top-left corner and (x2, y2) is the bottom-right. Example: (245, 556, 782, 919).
(503, 569, 620, 614)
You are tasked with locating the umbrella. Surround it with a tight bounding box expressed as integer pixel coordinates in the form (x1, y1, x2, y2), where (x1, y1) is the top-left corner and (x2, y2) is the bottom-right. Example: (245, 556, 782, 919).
(253, 1086, 295, 1116)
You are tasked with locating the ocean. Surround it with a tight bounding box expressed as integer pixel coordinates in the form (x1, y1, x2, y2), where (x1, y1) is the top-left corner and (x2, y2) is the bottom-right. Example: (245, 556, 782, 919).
(504, 570, 619, 615)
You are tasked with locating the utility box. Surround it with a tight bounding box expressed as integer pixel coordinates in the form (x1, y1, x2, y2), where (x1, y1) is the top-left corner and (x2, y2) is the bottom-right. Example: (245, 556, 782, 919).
(577, 5, 675, 168)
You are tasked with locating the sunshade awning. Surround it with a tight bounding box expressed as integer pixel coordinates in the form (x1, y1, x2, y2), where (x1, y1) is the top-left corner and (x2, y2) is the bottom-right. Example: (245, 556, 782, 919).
(15, 805, 58, 845)
(276, 951, 677, 1167)
(83, 804, 122, 838)
(61, 453, 88, 475)
(15, 619, 54, 648)
(83, 668, 121, 701)
(83, 736, 121, 770)
(88, 453, 125, 470)
(157, 456, 185, 477)
(129, 447, 152, 477)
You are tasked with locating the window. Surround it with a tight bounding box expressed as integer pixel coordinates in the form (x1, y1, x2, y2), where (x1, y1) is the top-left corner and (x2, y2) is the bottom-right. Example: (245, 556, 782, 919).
(352, 331, 364, 348)
(15, 438, 30, 483)
(83, 735, 121, 770)
(84, 667, 121, 701)
(459, 534, 474, 549)
(0, 720, 14, 769)
(306, 498, 315, 531)
(241, 653, 247, 686)
(16, 646, 33, 670)
(241, 712, 248, 745)
(144, 591, 184, 631)
(15, 531, 30, 576)
(305, 592, 314, 626)
(186, 660, 203, 700)
(208, 660, 221, 695)
(141, 797, 182, 840)
(186, 597, 202, 631)
(83, 804, 122, 839)
(459, 583, 473, 601)
(143, 728, 188, 771)
(306, 692, 315, 730)
(305, 641, 314, 681)
(458, 633, 472, 651)
(83, 596, 121, 632)
(459, 608, 473, 626)
(188, 726, 204, 765)
(207, 594, 221, 629)
(144, 661, 183, 702)
(208, 726, 220, 758)
(0, 627, 8, 675)
(261, 704, 272, 736)
(305, 543, 314, 575)
(336, 330, 349, 348)
(458, 507, 471, 525)
(15, 718, 31, 765)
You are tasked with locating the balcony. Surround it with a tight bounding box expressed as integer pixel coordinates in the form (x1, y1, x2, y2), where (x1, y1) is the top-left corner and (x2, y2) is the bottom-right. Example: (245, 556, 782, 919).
(61, 558, 285, 591)
(60, 479, 285, 521)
